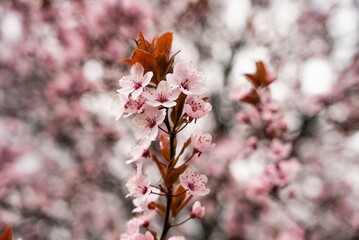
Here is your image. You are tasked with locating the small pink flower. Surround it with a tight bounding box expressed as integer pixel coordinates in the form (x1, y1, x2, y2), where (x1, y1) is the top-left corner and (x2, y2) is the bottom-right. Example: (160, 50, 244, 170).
(191, 132, 215, 153)
(125, 163, 151, 199)
(265, 159, 300, 186)
(132, 105, 166, 141)
(246, 176, 272, 198)
(180, 168, 210, 196)
(143, 80, 180, 107)
(266, 139, 292, 161)
(191, 201, 205, 219)
(118, 63, 153, 99)
(184, 95, 212, 119)
(166, 61, 206, 95)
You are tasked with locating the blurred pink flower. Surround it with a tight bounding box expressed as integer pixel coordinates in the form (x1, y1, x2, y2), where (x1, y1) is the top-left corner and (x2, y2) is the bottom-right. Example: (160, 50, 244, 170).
(246, 176, 272, 198)
(191, 201, 205, 219)
(265, 159, 300, 186)
(266, 139, 292, 161)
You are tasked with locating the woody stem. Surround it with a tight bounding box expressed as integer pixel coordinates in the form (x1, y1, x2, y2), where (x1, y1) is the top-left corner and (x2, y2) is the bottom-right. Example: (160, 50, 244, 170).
(161, 111, 177, 240)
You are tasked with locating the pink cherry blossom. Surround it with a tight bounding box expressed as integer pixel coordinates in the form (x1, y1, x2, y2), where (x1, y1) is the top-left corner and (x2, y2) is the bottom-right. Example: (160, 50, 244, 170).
(168, 237, 186, 240)
(143, 80, 180, 107)
(118, 62, 153, 99)
(183, 95, 212, 119)
(191, 201, 205, 219)
(132, 105, 166, 141)
(191, 132, 215, 153)
(246, 176, 272, 199)
(166, 61, 206, 95)
(266, 139, 292, 161)
(180, 168, 210, 196)
(265, 159, 300, 186)
(125, 163, 151, 199)
(126, 139, 151, 164)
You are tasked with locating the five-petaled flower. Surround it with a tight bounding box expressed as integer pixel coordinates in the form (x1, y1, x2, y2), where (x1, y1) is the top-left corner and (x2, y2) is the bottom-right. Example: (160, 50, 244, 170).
(191, 132, 215, 153)
(132, 105, 166, 141)
(125, 163, 151, 199)
(180, 168, 210, 196)
(118, 62, 153, 99)
(184, 95, 212, 119)
(166, 61, 206, 95)
(143, 80, 181, 107)
(191, 201, 205, 219)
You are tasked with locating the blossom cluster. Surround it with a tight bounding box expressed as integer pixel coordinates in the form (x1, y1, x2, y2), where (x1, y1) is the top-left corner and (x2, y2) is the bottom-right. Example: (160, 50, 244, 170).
(229, 61, 300, 198)
(113, 32, 214, 240)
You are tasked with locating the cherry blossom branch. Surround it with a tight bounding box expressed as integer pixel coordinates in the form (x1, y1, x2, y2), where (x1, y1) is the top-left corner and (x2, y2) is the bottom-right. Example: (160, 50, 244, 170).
(117, 32, 213, 240)
(160, 110, 176, 239)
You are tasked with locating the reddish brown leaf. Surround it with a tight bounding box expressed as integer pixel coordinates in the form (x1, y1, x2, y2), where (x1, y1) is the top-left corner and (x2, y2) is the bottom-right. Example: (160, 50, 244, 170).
(241, 88, 260, 105)
(171, 185, 187, 217)
(244, 73, 261, 88)
(166, 163, 188, 187)
(0, 226, 12, 240)
(159, 134, 171, 162)
(135, 32, 152, 53)
(151, 154, 167, 180)
(122, 32, 176, 86)
(156, 32, 173, 59)
(176, 137, 191, 160)
(256, 61, 267, 86)
(174, 194, 193, 217)
(170, 92, 187, 127)
(244, 61, 275, 88)
(149, 202, 166, 214)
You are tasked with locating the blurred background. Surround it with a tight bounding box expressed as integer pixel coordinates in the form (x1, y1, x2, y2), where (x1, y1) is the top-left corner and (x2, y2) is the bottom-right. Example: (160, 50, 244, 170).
(0, 0, 359, 239)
